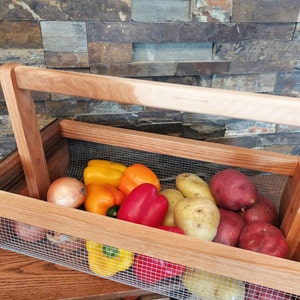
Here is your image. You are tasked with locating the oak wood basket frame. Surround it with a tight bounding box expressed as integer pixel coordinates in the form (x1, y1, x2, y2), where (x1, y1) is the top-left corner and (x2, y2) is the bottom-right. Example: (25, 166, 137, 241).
(1, 63, 300, 295)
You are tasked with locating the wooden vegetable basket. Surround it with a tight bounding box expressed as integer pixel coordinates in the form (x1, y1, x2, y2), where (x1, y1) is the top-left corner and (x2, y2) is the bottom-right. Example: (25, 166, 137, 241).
(1, 62, 300, 299)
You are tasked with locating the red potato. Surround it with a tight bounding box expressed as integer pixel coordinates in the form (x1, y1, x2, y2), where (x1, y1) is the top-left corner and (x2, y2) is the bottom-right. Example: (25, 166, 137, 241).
(14, 221, 47, 243)
(0, 218, 12, 243)
(210, 168, 257, 211)
(239, 221, 288, 258)
(213, 208, 246, 246)
(245, 283, 292, 300)
(242, 194, 278, 226)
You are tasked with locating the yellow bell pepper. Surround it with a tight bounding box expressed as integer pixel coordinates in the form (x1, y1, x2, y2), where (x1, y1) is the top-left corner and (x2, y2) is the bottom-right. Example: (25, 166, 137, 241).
(86, 240, 134, 277)
(83, 160, 127, 187)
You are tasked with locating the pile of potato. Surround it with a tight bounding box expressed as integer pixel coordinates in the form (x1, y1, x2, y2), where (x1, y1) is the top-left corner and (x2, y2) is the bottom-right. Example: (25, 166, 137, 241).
(163, 168, 288, 258)
(161, 168, 289, 299)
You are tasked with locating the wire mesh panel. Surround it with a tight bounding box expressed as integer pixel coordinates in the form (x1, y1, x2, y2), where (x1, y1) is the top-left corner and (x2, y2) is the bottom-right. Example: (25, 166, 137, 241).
(66, 138, 288, 208)
(0, 138, 298, 300)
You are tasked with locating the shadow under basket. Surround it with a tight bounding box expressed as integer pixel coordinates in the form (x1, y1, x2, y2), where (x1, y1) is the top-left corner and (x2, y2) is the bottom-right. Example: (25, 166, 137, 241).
(1, 63, 300, 300)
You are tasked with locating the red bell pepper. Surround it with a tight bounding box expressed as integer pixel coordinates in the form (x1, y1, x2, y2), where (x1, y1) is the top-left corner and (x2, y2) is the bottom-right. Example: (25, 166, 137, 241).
(134, 226, 186, 283)
(117, 183, 168, 227)
(156, 225, 185, 235)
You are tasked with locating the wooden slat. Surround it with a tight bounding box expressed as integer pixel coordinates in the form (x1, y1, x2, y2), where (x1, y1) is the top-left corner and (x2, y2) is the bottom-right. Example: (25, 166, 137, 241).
(0, 115, 68, 196)
(280, 160, 300, 259)
(0, 64, 50, 200)
(0, 120, 68, 194)
(59, 119, 298, 176)
(0, 190, 300, 295)
(12, 64, 300, 127)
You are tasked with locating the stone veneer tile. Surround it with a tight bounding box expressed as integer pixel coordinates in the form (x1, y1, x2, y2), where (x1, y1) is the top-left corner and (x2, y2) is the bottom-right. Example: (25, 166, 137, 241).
(60, 0, 131, 21)
(88, 43, 132, 63)
(191, 0, 232, 22)
(177, 60, 297, 75)
(131, 0, 190, 22)
(229, 61, 297, 74)
(212, 73, 277, 93)
(133, 43, 212, 62)
(232, 0, 300, 23)
(44, 52, 89, 68)
(0, 0, 69, 21)
(214, 40, 300, 61)
(0, 20, 42, 48)
(87, 22, 296, 43)
(0, 0, 131, 21)
(274, 71, 300, 97)
(90, 62, 177, 77)
(176, 61, 230, 76)
(40, 21, 87, 52)
(0, 48, 44, 65)
(225, 121, 276, 137)
(295, 23, 300, 40)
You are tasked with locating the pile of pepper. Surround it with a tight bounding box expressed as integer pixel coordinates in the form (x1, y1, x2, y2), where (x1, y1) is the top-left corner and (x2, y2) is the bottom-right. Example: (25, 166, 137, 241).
(83, 159, 186, 282)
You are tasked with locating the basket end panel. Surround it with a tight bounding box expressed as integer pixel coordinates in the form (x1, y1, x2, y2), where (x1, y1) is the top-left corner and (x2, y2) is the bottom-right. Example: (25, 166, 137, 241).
(0, 120, 69, 195)
(0, 63, 52, 199)
(280, 159, 300, 259)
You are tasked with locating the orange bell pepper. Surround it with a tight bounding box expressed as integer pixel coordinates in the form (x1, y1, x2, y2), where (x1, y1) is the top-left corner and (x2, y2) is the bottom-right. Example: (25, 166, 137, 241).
(83, 160, 127, 187)
(118, 163, 161, 196)
(84, 183, 126, 215)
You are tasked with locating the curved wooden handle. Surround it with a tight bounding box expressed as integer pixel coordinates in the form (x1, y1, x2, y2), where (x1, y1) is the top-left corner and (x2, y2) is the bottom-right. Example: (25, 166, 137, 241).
(12, 64, 300, 126)
(1, 62, 300, 196)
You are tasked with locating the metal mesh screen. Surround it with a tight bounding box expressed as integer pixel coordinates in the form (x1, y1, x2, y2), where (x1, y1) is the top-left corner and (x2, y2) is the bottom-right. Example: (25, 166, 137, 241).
(0, 138, 298, 300)
(66, 138, 287, 210)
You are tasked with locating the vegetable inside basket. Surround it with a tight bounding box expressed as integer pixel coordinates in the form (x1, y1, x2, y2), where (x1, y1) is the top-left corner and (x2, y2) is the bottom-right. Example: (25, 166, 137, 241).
(1, 63, 300, 299)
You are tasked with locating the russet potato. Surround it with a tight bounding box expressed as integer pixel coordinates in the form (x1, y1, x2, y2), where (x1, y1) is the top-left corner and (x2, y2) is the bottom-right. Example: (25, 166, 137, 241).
(173, 196, 220, 241)
(182, 268, 246, 300)
(176, 173, 216, 203)
(160, 188, 184, 227)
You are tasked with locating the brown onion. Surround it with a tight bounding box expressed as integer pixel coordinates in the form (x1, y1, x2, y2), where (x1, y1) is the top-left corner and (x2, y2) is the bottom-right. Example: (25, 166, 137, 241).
(47, 177, 86, 208)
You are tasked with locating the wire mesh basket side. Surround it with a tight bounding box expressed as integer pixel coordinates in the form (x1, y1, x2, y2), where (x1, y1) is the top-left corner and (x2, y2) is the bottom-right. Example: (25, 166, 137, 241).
(0, 138, 297, 300)
(0, 216, 298, 300)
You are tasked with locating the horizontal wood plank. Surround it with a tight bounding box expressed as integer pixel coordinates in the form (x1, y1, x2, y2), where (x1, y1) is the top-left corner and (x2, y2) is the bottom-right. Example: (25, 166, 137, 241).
(12, 65, 300, 127)
(59, 119, 298, 176)
(0, 191, 300, 295)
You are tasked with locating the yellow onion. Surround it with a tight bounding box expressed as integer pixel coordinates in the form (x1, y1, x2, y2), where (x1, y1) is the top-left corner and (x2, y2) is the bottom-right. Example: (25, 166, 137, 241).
(47, 177, 86, 208)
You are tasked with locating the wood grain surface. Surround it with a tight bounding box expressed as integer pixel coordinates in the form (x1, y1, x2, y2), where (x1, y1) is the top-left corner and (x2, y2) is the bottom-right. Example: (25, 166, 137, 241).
(0, 248, 149, 300)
